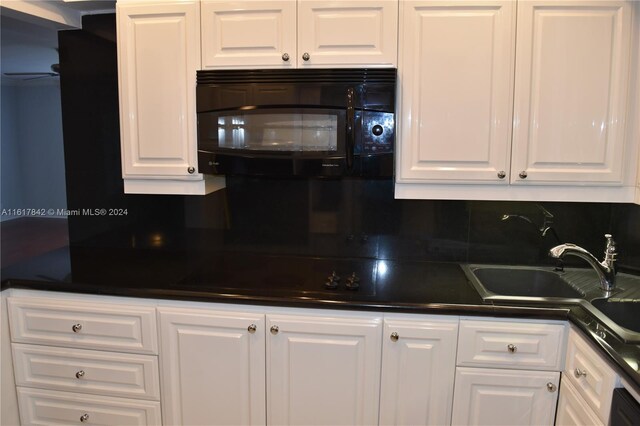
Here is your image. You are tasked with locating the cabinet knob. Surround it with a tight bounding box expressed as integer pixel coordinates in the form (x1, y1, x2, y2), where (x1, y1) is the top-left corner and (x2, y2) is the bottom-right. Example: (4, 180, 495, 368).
(574, 368, 587, 378)
(519, 171, 528, 179)
(497, 171, 506, 179)
(75, 370, 85, 379)
(187, 166, 195, 174)
(80, 413, 89, 423)
(390, 332, 399, 342)
(302, 52, 310, 61)
(270, 325, 279, 335)
(282, 53, 290, 62)
(546, 382, 557, 393)
(507, 344, 517, 353)
(72, 323, 82, 333)
(248, 324, 257, 334)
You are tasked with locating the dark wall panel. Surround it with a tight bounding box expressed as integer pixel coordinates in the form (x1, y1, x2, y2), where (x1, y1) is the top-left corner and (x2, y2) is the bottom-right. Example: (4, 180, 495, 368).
(58, 14, 640, 273)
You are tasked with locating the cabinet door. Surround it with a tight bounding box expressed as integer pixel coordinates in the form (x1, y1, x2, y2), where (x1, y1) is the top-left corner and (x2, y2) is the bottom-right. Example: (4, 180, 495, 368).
(511, 0, 632, 185)
(267, 313, 382, 425)
(556, 378, 603, 426)
(452, 367, 560, 426)
(201, 1, 296, 69)
(117, 1, 200, 177)
(379, 317, 458, 426)
(397, 1, 515, 183)
(158, 308, 266, 426)
(564, 327, 619, 423)
(297, 1, 398, 67)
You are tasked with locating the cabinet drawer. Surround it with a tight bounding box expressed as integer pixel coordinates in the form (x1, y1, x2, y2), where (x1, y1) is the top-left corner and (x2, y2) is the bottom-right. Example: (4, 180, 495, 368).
(564, 328, 619, 423)
(556, 378, 603, 426)
(8, 297, 158, 354)
(13, 344, 160, 400)
(457, 319, 566, 370)
(17, 387, 162, 425)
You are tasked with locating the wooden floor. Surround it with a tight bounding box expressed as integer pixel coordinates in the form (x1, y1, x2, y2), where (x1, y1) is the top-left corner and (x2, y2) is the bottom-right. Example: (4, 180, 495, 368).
(1, 218, 69, 268)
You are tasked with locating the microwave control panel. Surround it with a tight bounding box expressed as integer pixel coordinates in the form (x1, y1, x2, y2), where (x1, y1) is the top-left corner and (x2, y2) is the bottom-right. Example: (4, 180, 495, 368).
(361, 111, 394, 155)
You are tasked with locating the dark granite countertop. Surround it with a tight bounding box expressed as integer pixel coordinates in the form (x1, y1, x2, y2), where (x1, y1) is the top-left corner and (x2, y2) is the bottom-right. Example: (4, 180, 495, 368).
(1, 245, 639, 396)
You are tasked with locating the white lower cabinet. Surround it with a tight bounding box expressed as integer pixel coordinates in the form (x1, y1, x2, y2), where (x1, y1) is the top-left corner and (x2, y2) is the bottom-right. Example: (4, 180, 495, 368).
(12, 344, 160, 400)
(158, 308, 266, 426)
(558, 328, 622, 424)
(452, 367, 560, 426)
(17, 387, 162, 426)
(556, 378, 603, 426)
(266, 313, 382, 426)
(452, 318, 566, 426)
(13, 291, 636, 426)
(378, 316, 459, 426)
(8, 294, 161, 426)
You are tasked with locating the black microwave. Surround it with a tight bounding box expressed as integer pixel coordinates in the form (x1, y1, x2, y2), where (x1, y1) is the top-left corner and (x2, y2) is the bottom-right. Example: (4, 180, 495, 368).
(196, 68, 396, 178)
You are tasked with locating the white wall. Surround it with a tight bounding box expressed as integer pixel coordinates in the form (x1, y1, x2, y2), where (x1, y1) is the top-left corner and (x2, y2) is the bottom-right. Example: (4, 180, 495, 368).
(0, 81, 67, 221)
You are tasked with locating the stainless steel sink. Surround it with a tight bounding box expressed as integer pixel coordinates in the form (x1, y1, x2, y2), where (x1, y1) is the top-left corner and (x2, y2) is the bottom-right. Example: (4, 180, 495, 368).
(463, 264, 640, 343)
(590, 299, 640, 333)
(463, 265, 585, 302)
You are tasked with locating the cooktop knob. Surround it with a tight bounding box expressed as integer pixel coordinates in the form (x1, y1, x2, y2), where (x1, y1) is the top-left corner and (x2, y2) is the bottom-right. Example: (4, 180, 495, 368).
(345, 272, 360, 290)
(324, 279, 339, 290)
(325, 271, 340, 289)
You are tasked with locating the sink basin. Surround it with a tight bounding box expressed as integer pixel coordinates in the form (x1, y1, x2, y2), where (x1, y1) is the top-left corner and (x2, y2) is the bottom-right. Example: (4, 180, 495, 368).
(590, 299, 640, 334)
(463, 265, 584, 301)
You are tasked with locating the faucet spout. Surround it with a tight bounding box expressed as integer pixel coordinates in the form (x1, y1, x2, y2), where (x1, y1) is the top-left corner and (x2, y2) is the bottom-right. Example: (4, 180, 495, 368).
(549, 235, 617, 292)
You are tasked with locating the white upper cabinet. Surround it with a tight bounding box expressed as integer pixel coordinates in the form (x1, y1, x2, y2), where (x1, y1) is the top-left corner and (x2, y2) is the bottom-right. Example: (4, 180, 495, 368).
(201, 1, 297, 69)
(118, 1, 199, 178)
(397, 0, 516, 183)
(201, 0, 398, 69)
(396, 0, 638, 202)
(117, 1, 224, 195)
(297, 1, 398, 67)
(511, 0, 632, 185)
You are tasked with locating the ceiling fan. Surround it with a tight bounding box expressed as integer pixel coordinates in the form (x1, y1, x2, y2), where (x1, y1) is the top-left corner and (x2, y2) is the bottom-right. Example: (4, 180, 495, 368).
(3, 64, 60, 81)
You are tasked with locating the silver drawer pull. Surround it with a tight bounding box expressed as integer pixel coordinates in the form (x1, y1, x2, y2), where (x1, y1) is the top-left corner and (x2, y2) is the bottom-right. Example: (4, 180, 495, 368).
(80, 413, 89, 423)
(546, 382, 557, 393)
(270, 325, 279, 335)
(574, 368, 588, 378)
(247, 324, 257, 333)
(72, 323, 83, 333)
(390, 332, 399, 342)
(75, 370, 85, 379)
(507, 344, 517, 353)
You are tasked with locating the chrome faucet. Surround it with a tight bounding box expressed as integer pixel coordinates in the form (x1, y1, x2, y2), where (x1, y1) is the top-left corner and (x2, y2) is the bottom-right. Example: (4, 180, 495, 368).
(549, 234, 617, 293)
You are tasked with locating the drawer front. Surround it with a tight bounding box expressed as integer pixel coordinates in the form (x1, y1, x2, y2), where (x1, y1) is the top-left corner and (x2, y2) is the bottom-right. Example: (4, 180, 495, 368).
(564, 328, 619, 423)
(13, 344, 160, 400)
(17, 387, 162, 425)
(8, 297, 158, 354)
(556, 378, 603, 426)
(457, 319, 566, 370)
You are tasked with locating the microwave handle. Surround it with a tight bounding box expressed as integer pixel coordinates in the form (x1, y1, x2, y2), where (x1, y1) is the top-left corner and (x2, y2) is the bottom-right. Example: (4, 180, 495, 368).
(346, 87, 355, 169)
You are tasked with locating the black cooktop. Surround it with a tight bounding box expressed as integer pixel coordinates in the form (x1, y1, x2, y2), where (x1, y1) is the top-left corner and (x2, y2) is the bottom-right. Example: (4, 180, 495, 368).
(179, 253, 378, 298)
